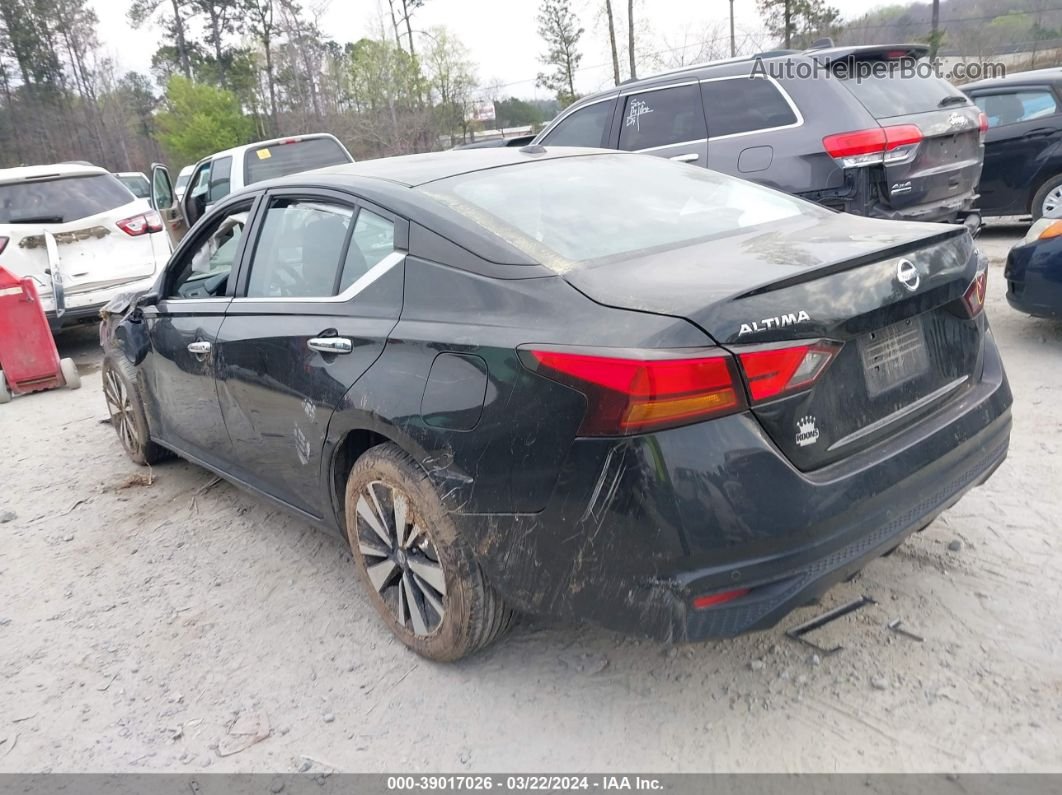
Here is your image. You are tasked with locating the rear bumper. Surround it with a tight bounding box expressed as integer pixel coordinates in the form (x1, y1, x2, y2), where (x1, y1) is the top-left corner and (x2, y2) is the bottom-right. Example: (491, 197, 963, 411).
(1005, 237, 1062, 319)
(462, 331, 1012, 642)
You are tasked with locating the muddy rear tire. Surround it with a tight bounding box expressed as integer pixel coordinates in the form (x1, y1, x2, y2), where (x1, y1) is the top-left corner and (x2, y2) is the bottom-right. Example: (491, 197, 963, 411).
(102, 355, 167, 466)
(344, 443, 514, 662)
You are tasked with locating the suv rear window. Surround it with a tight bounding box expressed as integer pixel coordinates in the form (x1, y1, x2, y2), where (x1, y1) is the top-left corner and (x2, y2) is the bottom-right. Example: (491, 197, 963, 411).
(0, 174, 135, 224)
(243, 137, 352, 185)
(837, 62, 968, 118)
(423, 153, 821, 266)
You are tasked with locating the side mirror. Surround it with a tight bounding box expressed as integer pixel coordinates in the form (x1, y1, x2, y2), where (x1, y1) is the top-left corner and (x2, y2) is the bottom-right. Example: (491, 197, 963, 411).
(137, 291, 160, 308)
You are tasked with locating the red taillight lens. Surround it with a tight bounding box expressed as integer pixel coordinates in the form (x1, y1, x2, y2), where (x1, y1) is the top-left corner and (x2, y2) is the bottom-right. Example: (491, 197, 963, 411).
(963, 268, 988, 317)
(692, 588, 750, 610)
(521, 347, 744, 436)
(117, 211, 163, 236)
(823, 125, 923, 167)
(736, 341, 842, 403)
(0, 236, 8, 255)
(978, 111, 989, 136)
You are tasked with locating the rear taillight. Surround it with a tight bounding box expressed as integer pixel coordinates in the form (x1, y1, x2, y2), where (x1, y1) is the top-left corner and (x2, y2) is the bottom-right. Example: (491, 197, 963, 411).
(0, 236, 7, 255)
(823, 124, 923, 167)
(978, 111, 989, 138)
(117, 211, 163, 236)
(520, 347, 744, 436)
(963, 268, 988, 317)
(735, 341, 842, 403)
(692, 588, 749, 610)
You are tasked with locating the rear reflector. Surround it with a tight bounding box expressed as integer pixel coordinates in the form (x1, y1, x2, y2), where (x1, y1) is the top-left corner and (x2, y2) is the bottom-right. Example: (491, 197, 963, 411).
(963, 268, 988, 317)
(117, 211, 164, 236)
(736, 341, 842, 403)
(692, 588, 749, 610)
(823, 124, 923, 167)
(520, 347, 744, 436)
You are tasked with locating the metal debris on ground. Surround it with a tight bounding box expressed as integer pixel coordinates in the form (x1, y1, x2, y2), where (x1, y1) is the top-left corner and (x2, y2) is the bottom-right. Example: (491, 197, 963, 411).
(887, 618, 925, 643)
(784, 595, 877, 656)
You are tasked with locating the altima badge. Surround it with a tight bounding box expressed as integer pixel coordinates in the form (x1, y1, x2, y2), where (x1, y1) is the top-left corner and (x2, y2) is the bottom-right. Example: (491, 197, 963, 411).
(896, 259, 920, 292)
(738, 309, 811, 337)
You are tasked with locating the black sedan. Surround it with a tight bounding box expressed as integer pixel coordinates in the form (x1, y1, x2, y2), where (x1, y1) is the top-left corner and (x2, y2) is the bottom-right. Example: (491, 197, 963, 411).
(1005, 212, 1062, 318)
(101, 148, 1013, 661)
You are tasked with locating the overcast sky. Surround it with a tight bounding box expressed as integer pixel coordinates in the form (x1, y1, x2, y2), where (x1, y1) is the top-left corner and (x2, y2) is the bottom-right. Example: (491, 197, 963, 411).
(90, 0, 899, 99)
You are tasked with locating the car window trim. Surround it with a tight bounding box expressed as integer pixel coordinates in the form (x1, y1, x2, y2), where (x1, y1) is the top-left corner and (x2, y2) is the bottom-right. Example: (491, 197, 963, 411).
(234, 186, 406, 303)
(160, 193, 262, 306)
(698, 74, 804, 141)
(232, 250, 405, 304)
(538, 95, 617, 144)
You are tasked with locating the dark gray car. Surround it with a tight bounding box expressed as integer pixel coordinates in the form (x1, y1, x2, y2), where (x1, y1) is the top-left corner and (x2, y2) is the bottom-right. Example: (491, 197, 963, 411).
(533, 44, 985, 227)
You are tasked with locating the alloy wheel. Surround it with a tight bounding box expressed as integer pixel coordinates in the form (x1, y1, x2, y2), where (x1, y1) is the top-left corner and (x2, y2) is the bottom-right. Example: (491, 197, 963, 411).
(355, 480, 447, 636)
(1044, 185, 1062, 216)
(103, 367, 139, 455)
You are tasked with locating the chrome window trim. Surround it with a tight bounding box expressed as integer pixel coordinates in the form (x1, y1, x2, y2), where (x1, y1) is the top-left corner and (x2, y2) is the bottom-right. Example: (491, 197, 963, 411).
(619, 78, 700, 97)
(232, 249, 405, 304)
(698, 74, 804, 141)
(162, 297, 232, 305)
(635, 137, 707, 154)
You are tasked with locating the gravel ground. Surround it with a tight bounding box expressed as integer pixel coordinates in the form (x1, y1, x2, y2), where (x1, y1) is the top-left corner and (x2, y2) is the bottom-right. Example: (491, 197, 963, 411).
(0, 222, 1060, 773)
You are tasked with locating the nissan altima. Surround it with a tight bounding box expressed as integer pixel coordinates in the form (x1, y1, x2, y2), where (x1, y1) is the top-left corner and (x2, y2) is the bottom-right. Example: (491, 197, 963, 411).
(100, 148, 1012, 661)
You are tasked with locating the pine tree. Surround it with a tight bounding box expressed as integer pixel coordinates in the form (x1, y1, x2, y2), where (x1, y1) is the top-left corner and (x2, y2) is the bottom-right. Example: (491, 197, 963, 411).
(536, 0, 583, 106)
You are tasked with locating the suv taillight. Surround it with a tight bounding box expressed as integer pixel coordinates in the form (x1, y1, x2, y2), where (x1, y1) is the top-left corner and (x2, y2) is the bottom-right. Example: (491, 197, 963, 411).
(519, 347, 744, 436)
(823, 124, 923, 167)
(117, 210, 164, 236)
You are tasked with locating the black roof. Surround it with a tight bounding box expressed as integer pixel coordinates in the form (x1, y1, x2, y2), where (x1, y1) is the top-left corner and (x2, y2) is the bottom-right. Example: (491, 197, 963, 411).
(962, 67, 1062, 92)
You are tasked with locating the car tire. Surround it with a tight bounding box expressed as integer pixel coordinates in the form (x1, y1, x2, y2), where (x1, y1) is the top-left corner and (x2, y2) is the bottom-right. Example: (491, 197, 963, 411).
(60, 357, 81, 390)
(344, 443, 515, 662)
(102, 355, 167, 466)
(0, 370, 10, 404)
(1031, 174, 1062, 220)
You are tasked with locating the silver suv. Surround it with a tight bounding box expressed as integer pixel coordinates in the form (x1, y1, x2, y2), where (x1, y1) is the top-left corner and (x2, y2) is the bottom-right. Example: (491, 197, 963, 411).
(533, 44, 986, 227)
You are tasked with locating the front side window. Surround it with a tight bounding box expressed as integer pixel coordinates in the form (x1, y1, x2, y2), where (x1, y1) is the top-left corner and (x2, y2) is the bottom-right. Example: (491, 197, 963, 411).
(540, 101, 613, 147)
(700, 78, 797, 137)
(974, 89, 1060, 128)
(617, 85, 706, 151)
(246, 198, 354, 298)
(423, 153, 821, 267)
(167, 203, 251, 299)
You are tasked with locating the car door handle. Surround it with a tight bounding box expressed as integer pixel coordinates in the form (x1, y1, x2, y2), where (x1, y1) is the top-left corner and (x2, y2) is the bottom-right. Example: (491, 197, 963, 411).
(308, 337, 353, 354)
(669, 153, 700, 163)
(187, 341, 212, 355)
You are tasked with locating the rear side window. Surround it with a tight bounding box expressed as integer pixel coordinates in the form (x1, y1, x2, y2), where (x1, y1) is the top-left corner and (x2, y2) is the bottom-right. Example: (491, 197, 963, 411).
(700, 78, 797, 137)
(0, 174, 135, 224)
(339, 210, 395, 291)
(618, 85, 706, 150)
(973, 89, 1059, 128)
(243, 137, 352, 185)
(246, 198, 354, 298)
(838, 62, 968, 118)
(540, 101, 613, 147)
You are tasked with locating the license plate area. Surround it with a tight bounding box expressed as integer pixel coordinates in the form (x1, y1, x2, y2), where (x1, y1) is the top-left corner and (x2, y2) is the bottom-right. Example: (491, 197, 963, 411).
(859, 317, 930, 397)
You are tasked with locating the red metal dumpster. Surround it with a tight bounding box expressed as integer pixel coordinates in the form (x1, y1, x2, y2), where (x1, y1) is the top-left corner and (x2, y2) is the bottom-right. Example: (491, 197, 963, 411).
(0, 266, 81, 403)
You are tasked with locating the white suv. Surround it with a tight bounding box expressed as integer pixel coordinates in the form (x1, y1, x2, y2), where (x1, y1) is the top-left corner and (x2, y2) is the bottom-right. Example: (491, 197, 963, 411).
(0, 163, 171, 331)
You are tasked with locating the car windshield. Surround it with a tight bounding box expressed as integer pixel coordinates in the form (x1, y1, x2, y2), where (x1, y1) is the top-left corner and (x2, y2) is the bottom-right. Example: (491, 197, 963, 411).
(0, 173, 135, 224)
(117, 175, 150, 198)
(421, 154, 823, 268)
(243, 137, 352, 185)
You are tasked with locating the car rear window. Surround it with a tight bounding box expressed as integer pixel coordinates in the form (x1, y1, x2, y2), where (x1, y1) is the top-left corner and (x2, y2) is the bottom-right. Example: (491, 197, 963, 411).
(243, 137, 352, 185)
(421, 154, 823, 267)
(0, 174, 135, 224)
(837, 62, 969, 118)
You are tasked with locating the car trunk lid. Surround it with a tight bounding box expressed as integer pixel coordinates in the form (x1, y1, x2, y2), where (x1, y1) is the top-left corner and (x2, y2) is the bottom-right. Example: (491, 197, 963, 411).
(563, 212, 984, 469)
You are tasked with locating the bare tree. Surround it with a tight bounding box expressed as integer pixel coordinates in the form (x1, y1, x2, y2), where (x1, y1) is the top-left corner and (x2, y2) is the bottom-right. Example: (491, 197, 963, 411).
(247, 0, 279, 134)
(627, 0, 636, 80)
(604, 0, 620, 85)
(129, 0, 192, 79)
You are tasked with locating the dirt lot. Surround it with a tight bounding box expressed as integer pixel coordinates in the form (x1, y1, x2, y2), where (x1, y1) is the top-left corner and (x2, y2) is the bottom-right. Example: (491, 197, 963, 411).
(1, 222, 1060, 773)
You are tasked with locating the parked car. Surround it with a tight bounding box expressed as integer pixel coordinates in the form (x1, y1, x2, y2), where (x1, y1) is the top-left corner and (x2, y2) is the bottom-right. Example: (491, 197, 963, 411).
(454, 135, 535, 150)
(173, 165, 194, 203)
(962, 68, 1062, 219)
(102, 148, 1011, 661)
(532, 44, 985, 227)
(114, 171, 151, 199)
(1004, 206, 1062, 317)
(154, 133, 355, 243)
(0, 163, 171, 332)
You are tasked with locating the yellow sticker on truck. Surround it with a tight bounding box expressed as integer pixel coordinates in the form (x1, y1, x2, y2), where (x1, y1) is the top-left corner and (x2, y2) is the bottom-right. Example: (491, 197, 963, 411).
(256, 148, 272, 160)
